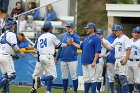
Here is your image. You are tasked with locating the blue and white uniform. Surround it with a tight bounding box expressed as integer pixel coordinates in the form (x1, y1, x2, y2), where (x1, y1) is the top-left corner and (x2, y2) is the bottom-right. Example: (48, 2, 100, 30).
(32, 21, 68, 93)
(0, 18, 18, 90)
(0, 30, 17, 75)
(36, 32, 61, 79)
(56, 30, 80, 92)
(127, 27, 140, 93)
(80, 23, 101, 93)
(81, 34, 101, 93)
(109, 24, 131, 93)
(111, 34, 130, 75)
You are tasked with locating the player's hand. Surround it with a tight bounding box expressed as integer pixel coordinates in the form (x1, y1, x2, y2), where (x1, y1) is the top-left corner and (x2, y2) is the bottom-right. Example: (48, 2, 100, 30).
(67, 38, 73, 45)
(55, 60, 58, 65)
(34, 54, 38, 58)
(20, 51, 25, 57)
(91, 62, 96, 67)
(121, 59, 127, 65)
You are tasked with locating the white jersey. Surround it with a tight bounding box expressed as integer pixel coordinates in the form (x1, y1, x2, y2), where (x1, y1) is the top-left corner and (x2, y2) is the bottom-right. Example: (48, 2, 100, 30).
(99, 38, 111, 57)
(111, 35, 131, 59)
(0, 30, 17, 56)
(37, 32, 61, 55)
(129, 38, 140, 59)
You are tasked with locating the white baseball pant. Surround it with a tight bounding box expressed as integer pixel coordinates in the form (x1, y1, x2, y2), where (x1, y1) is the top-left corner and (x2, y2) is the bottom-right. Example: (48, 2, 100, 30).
(96, 58, 104, 82)
(82, 64, 96, 83)
(107, 63, 115, 82)
(127, 60, 140, 84)
(61, 61, 78, 80)
(32, 55, 57, 79)
(115, 58, 128, 76)
(0, 54, 15, 75)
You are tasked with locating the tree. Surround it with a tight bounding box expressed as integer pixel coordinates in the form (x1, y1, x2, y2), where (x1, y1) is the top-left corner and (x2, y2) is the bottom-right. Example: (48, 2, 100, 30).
(77, 0, 135, 36)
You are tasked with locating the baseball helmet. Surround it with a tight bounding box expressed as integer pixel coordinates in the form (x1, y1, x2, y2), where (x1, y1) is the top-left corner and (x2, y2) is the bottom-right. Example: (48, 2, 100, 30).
(112, 24, 123, 31)
(4, 17, 17, 29)
(96, 29, 104, 35)
(132, 26, 140, 33)
(66, 22, 75, 28)
(84, 22, 96, 29)
(42, 21, 53, 29)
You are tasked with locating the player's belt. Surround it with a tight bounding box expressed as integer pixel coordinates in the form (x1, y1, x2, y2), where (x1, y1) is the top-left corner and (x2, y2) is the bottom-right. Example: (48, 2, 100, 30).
(129, 58, 140, 61)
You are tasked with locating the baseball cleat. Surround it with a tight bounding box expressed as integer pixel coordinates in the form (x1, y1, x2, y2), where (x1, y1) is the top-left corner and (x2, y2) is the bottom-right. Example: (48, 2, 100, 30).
(46, 91, 51, 93)
(30, 88, 37, 93)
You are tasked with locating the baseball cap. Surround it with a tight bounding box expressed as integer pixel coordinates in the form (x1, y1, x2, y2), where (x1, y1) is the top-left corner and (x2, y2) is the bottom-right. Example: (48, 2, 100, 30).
(42, 21, 53, 29)
(4, 17, 17, 29)
(66, 22, 74, 28)
(84, 23, 96, 29)
(132, 27, 140, 33)
(96, 29, 104, 35)
(112, 24, 123, 31)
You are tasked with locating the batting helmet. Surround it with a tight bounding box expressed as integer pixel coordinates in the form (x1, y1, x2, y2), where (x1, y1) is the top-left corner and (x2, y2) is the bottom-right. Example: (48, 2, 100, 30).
(112, 24, 123, 31)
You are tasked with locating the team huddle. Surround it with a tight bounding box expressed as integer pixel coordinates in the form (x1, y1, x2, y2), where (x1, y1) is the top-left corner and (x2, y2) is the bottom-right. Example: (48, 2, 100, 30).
(0, 17, 140, 93)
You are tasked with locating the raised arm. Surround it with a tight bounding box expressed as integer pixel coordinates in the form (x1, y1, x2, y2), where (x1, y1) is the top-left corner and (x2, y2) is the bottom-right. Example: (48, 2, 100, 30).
(101, 40, 113, 50)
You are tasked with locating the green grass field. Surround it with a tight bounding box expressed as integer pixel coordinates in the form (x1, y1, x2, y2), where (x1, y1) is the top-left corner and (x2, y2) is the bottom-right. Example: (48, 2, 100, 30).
(0, 86, 110, 93)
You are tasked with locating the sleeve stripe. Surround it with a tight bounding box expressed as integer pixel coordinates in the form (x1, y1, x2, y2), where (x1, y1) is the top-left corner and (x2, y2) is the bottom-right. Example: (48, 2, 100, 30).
(56, 42, 62, 48)
(11, 44, 16, 47)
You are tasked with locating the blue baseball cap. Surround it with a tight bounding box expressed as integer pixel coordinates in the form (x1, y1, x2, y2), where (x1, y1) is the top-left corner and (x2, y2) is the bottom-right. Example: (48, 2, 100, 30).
(4, 17, 17, 29)
(6, 17, 14, 23)
(112, 24, 123, 31)
(66, 22, 74, 28)
(132, 27, 140, 33)
(42, 21, 53, 29)
(96, 29, 104, 35)
(84, 23, 96, 29)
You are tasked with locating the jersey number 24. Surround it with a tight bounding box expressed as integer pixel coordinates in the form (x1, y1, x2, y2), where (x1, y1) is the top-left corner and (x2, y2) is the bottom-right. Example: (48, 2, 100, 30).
(40, 38, 47, 48)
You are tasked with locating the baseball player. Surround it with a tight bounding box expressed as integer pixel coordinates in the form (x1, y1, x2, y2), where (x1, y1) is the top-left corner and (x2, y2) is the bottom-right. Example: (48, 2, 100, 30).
(68, 23, 101, 93)
(102, 24, 131, 93)
(30, 21, 70, 93)
(106, 29, 116, 93)
(55, 22, 80, 93)
(96, 29, 111, 93)
(0, 17, 25, 92)
(127, 26, 140, 93)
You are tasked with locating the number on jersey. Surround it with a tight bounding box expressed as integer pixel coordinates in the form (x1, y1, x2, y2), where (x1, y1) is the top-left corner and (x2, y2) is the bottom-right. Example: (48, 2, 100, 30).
(40, 38, 47, 48)
(134, 51, 137, 55)
(118, 47, 122, 52)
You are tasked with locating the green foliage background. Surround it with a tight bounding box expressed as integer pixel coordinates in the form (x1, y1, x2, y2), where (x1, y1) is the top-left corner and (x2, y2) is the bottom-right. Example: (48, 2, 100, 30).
(77, 0, 137, 36)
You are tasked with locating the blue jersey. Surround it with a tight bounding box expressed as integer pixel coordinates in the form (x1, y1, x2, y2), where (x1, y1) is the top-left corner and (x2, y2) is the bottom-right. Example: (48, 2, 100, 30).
(33, 9, 40, 20)
(56, 32, 80, 62)
(80, 34, 101, 65)
(106, 34, 116, 63)
(47, 11, 57, 21)
(18, 40, 29, 48)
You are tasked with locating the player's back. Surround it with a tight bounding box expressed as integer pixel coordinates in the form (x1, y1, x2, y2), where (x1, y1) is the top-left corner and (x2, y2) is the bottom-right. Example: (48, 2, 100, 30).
(0, 31, 17, 55)
(37, 32, 59, 55)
